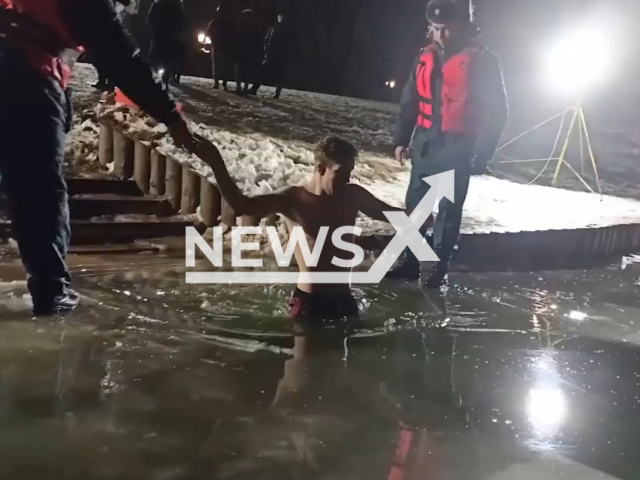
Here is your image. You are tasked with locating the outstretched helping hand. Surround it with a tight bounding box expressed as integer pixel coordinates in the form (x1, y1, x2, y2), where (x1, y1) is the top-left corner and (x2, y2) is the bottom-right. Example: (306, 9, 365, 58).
(192, 134, 224, 166)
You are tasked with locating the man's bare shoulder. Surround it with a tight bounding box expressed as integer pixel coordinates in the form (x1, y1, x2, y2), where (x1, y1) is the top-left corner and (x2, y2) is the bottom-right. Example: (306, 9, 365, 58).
(271, 185, 299, 197)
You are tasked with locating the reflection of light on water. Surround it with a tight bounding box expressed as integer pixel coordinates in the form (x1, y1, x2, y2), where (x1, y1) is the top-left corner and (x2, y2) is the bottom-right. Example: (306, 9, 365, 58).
(535, 357, 554, 372)
(527, 387, 566, 432)
(568, 310, 587, 321)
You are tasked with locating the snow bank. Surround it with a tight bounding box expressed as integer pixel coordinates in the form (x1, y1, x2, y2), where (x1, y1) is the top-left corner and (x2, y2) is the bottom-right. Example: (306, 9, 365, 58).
(75, 99, 406, 207)
(65, 119, 101, 173)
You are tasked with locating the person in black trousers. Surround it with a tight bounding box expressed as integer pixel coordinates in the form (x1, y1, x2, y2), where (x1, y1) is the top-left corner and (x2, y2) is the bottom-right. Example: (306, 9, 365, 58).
(92, 0, 131, 91)
(147, 0, 185, 85)
(0, 0, 193, 315)
(234, 8, 261, 95)
(249, 14, 292, 99)
(208, 2, 236, 91)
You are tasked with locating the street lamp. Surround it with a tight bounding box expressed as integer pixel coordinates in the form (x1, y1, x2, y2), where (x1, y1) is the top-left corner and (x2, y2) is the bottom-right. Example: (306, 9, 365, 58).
(197, 32, 212, 46)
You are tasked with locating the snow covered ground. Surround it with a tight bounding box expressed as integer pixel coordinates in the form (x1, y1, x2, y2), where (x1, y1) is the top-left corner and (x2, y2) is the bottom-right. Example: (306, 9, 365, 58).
(67, 64, 640, 235)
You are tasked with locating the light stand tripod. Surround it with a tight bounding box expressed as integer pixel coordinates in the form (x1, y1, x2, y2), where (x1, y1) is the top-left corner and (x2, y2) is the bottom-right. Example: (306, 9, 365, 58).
(497, 101, 602, 194)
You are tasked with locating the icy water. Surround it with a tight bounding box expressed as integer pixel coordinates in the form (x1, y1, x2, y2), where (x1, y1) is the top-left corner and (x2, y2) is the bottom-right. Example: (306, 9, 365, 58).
(1, 255, 640, 479)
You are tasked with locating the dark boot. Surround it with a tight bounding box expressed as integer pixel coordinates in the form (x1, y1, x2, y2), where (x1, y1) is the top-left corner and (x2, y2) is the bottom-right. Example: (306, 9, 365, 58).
(385, 250, 421, 281)
(33, 288, 79, 316)
(424, 260, 449, 290)
(214, 81, 220, 90)
(248, 86, 258, 95)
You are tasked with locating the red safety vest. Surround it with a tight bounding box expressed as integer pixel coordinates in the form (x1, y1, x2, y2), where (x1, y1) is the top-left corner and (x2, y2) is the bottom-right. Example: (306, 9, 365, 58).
(0, 0, 81, 87)
(415, 44, 482, 134)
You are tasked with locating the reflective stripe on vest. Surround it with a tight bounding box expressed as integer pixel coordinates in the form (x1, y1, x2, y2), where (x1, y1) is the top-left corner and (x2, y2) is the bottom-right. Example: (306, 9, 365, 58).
(415, 45, 480, 133)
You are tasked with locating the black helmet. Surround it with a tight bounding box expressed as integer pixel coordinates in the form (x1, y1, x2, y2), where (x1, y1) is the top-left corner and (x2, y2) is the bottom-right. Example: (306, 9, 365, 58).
(426, 0, 471, 24)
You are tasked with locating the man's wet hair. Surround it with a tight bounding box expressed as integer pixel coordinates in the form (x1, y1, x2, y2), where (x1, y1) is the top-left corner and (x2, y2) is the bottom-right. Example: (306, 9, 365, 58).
(314, 136, 358, 167)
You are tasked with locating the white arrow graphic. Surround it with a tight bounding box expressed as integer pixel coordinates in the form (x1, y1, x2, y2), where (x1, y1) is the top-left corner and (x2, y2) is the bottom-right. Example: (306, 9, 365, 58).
(351, 170, 455, 283)
(186, 171, 456, 285)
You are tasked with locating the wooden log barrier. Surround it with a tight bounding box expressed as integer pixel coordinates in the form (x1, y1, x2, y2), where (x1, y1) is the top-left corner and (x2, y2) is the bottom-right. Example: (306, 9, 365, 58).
(200, 177, 221, 227)
(150, 150, 167, 196)
(98, 122, 114, 166)
(113, 130, 134, 178)
(181, 167, 200, 214)
(133, 141, 152, 194)
(240, 215, 261, 227)
(165, 157, 182, 211)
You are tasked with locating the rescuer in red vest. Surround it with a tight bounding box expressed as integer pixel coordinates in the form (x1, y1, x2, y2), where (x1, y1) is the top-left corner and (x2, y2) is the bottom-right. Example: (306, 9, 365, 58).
(0, 0, 194, 316)
(388, 0, 508, 287)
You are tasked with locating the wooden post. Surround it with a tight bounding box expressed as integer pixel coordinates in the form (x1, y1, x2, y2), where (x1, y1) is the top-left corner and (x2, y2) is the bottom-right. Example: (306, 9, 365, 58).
(113, 130, 134, 179)
(98, 123, 114, 166)
(199, 177, 221, 227)
(240, 215, 261, 227)
(165, 157, 182, 212)
(150, 150, 167, 196)
(133, 141, 152, 194)
(181, 167, 200, 214)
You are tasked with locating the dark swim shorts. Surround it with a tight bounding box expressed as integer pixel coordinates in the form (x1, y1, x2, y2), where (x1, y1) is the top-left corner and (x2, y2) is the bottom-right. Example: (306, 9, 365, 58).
(289, 288, 359, 324)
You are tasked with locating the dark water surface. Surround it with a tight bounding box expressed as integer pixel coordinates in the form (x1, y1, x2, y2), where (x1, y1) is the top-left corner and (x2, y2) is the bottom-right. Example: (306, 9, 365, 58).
(0, 255, 639, 479)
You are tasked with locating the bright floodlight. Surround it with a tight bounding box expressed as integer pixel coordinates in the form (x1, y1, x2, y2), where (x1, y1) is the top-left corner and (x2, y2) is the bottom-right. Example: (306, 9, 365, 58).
(197, 32, 206, 44)
(544, 27, 610, 96)
(205, 36, 212, 45)
(385, 80, 396, 89)
(527, 387, 567, 432)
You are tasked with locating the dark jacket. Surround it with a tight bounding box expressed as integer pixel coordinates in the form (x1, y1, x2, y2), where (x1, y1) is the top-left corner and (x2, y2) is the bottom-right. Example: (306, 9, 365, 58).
(207, 10, 236, 53)
(147, 0, 184, 39)
(61, 0, 179, 124)
(394, 35, 508, 168)
(236, 10, 261, 60)
(263, 21, 292, 64)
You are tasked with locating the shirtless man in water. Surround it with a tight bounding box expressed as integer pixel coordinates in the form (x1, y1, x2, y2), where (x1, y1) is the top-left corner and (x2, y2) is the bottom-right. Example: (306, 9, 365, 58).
(193, 134, 403, 323)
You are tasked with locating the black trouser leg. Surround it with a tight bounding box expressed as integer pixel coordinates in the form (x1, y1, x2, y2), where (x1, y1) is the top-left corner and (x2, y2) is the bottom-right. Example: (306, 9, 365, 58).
(432, 170, 470, 264)
(211, 51, 218, 86)
(250, 62, 265, 93)
(0, 46, 71, 306)
(274, 62, 285, 98)
(401, 129, 473, 280)
(148, 37, 160, 70)
(234, 61, 243, 92)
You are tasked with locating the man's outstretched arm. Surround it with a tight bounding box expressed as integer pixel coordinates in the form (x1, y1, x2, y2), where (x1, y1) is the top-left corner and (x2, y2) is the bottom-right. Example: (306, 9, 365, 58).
(350, 184, 404, 222)
(193, 135, 292, 219)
